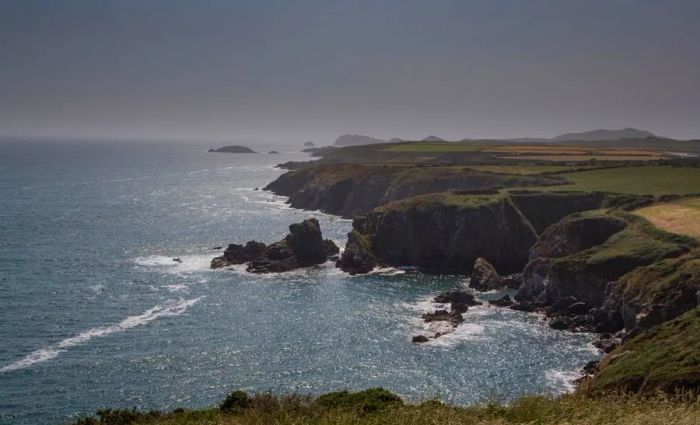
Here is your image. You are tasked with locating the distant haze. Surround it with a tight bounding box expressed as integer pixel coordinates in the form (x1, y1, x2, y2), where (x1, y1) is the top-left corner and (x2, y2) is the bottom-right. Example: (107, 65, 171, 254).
(1, 0, 699, 144)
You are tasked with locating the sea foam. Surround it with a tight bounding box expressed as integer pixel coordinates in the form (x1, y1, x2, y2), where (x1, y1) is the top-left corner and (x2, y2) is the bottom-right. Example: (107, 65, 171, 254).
(0, 297, 202, 373)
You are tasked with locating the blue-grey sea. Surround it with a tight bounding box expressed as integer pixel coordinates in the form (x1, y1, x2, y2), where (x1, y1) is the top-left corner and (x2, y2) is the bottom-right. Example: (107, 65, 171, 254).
(0, 140, 599, 424)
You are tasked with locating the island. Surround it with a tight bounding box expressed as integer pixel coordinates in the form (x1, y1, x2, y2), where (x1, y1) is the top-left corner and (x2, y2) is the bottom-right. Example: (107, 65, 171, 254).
(208, 145, 256, 153)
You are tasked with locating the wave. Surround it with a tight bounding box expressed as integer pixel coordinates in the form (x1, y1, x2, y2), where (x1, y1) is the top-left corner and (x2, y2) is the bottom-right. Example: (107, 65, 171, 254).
(0, 297, 202, 373)
(367, 266, 406, 276)
(545, 368, 583, 393)
(133, 254, 213, 275)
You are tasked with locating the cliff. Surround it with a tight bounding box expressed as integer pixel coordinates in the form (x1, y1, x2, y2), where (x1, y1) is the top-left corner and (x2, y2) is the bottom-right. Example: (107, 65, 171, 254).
(338, 193, 537, 274)
(265, 164, 563, 218)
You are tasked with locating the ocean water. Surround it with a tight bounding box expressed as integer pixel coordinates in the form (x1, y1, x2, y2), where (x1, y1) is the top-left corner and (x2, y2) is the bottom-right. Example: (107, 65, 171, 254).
(0, 140, 599, 424)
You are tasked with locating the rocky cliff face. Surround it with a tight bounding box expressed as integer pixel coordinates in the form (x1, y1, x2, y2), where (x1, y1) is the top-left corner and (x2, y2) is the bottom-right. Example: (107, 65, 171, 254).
(266, 164, 563, 218)
(516, 211, 696, 334)
(337, 194, 537, 274)
(211, 218, 339, 273)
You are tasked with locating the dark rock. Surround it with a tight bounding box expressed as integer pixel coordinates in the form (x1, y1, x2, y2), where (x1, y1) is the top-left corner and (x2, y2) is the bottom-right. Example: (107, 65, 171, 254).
(268, 150, 280, 154)
(510, 301, 536, 312)
(172, 257, 182, 263)
(567, 301, 591, 315)
(502, 273, 523, 289)
(549, 317, 572, 330)
(336, 230, 377, 274)
(412, 335, 429, 343)
(489, 295, 513, 307)
(583, 360, 600, 375)
(211, 246, 223, 250)
(450, 302, 468, 313)
(211, 241, 267, 269)
(304, 141, 315, 147)
(434, 290, 481, 306)
(422, 310, 464, 326)
(211, 219, 338, 273)
(469, 257, 505, 291)
(594, 337, 620, 353)
(551, 296, 578, 312)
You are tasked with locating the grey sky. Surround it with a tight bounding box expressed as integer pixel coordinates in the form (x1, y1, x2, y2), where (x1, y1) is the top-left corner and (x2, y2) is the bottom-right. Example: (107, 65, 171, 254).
(1, 0, 699, 143)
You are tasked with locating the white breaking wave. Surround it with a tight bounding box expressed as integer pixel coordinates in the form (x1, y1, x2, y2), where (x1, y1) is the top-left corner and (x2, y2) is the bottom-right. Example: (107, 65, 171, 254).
(367, 266, 406, 276)
(134, 254, 213, 275)
(545, 369, 583, 393)
(0, 297, 202, 373)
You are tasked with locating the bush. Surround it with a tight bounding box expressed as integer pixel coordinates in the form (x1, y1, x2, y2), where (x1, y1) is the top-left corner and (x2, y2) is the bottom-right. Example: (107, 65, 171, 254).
(219, 390, 249, 414)
(315, 388, 403, 413)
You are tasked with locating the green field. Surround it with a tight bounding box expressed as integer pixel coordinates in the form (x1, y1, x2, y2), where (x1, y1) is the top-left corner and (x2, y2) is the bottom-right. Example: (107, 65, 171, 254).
(534, 166, 700, 195)
(465, 164, 586, 175)
(382, 142, 486, 152)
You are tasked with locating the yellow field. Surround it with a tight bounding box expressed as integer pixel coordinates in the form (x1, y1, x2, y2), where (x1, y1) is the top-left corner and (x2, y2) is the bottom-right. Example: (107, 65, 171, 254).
(485, 145, 668, 162)
(465, 164, 582, 174)
(634, 197, 700, 240)
(502, 155, 663, 162)
(484, 145, 590, 155)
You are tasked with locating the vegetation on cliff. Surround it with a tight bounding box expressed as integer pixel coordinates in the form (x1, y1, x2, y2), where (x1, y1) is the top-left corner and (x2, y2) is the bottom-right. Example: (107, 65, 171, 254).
(74, 388, 700, 425)
(592, 306, 700, 393)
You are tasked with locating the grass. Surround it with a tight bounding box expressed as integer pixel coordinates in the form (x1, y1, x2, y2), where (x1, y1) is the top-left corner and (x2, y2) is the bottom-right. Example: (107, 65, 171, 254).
(534, 166, 700, 195)
(375, 191, 506, 213)
(593, 307, 700, 393)
(382, 142, 486, 152)
(616, 251, 700, 309)
(634, 197, 700, 240)
(73, 389, 700, 425)
(465, 164, 583, 175)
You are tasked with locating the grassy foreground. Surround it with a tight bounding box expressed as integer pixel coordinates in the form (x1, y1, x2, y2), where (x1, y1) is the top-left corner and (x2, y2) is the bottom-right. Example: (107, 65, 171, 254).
(74, 388, 700, 425)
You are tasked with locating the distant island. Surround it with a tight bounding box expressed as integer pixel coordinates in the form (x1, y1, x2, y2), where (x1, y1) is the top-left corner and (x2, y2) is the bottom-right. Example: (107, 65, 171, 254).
(304, 141, 315, 147)
(208, 145, 256, 153)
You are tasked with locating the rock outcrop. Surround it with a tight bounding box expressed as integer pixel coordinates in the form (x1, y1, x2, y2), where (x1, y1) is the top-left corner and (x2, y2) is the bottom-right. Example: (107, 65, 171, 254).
(469, 257, 505, 291)
(211, 218, 339, 273)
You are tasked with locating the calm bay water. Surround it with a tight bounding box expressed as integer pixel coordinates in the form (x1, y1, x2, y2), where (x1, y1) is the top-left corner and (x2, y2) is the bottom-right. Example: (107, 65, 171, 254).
(0, 140, 598, 424)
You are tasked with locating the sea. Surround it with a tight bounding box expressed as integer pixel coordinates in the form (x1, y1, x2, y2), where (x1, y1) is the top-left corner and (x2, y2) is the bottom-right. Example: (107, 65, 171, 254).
(0, 139, 599, 424)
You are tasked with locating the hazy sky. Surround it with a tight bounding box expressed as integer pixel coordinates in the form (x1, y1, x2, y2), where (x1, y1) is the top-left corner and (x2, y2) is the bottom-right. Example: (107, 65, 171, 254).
(2, 0, 699, 143)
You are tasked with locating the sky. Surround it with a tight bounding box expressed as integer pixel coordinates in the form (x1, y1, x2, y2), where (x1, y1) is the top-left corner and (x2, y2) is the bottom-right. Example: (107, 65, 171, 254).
(1, 0, 699, 144)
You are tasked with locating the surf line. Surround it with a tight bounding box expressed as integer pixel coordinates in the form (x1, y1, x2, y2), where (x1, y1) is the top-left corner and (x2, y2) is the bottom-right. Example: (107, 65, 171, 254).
(0, 297, 203, 373)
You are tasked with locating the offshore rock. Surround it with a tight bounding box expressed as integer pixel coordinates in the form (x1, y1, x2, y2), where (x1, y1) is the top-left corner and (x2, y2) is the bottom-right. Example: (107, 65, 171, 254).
(211, 218, 338, 273)
(469, 257, 505, 291)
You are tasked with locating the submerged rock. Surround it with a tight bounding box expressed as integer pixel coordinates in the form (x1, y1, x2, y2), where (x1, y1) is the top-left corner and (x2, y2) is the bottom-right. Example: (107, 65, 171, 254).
(211, 218, 338, 273)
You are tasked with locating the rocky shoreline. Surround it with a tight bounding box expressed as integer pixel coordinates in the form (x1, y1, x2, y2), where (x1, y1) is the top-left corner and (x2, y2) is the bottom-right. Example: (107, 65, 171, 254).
(212, 158, 700, 393)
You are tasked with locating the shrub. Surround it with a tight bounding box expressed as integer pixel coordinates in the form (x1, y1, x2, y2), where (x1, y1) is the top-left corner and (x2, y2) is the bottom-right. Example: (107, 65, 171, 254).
(315, 388, 403, 413)
(219, 390, 249, 414)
